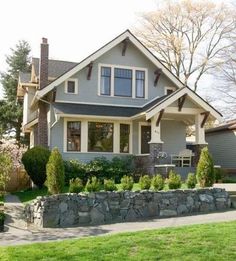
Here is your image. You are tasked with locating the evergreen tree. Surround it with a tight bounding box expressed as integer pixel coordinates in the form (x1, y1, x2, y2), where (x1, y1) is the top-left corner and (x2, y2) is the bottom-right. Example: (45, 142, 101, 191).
(0, 40, 31, 142)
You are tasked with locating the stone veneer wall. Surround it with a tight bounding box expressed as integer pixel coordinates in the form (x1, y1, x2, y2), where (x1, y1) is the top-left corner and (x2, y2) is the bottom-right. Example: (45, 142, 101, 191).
(25, 188, 231, 228)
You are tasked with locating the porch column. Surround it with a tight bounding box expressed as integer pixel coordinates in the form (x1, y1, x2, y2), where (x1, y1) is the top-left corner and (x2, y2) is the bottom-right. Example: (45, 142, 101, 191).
(194, 113, 207, 166)
(148, 114, 164, 175)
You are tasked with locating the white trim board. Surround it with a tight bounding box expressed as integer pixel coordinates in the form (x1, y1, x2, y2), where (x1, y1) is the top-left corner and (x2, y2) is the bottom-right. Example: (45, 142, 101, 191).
(31, 30, 185, 107)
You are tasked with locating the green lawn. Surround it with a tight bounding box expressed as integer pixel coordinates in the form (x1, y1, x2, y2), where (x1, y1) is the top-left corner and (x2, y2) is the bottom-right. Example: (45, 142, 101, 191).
(14, 183, 189, 204)
(1, 221, 236, 260)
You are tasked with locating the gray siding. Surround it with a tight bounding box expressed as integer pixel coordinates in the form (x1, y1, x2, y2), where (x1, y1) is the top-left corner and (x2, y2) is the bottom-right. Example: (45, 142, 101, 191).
(55, 42, 176, 106)
(206, 131, 236, 168)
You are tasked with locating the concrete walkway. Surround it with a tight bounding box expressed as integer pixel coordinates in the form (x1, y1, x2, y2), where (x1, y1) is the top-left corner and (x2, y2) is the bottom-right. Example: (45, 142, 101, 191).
(1, 194, 236, 246)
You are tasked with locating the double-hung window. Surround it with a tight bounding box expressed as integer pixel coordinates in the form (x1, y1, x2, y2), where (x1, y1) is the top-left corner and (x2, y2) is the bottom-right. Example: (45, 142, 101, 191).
(136, 70, 145, 98)
(100, 67, 111, 95)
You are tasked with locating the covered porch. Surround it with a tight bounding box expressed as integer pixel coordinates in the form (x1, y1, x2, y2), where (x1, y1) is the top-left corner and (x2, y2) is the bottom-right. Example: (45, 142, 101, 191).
(134, 87, 222, 177)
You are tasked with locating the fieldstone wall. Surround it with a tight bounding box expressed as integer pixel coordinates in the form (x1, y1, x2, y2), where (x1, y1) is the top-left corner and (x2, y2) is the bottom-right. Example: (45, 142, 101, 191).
(25, 188, 231, 228)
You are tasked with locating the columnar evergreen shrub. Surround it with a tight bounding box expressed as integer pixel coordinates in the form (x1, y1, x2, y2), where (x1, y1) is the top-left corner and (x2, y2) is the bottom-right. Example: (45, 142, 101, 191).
(186, 173, 197, 189)
(86, 177, 101, 192)
(120, 175, 134, 191)
(196, 147, 214, 187)
(46, 148, 65, 194)
(168, 170, 182, 189)
(152, 174, 164, 191)
(139, 175, 151, 190)
(69, 178, 84, 193)
(22, 146, 50, 188)
(103, 179, 117, 191)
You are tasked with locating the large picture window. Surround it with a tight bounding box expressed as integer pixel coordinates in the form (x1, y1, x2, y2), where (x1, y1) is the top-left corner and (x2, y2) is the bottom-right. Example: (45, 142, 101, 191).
(100, 67, 111, 95)
(114, 68, 132, 97)
(136, 70, 145, 98)
(120, 124, 130, 153)
(88, 122, 113, 152)
(67, 121, 81, 151)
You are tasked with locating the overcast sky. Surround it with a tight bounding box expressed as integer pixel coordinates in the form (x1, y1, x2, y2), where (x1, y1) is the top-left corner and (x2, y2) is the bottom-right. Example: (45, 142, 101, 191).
(0, 0, 159, 98)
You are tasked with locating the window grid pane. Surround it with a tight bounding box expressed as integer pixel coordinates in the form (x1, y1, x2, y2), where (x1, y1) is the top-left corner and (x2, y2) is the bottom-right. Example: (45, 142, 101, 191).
(114, 68, 132, 97)
(88, 122, 113, 152)
(67, 121, 81, 151)
(136, 70, 145, 98)
(67, 81, 75, 93)
(120, 124, 130, 153)
(100, 67, 111, 95)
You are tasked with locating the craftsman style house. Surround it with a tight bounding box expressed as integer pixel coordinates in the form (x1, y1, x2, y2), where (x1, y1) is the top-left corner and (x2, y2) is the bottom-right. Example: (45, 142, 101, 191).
(17, 30, 222, 174)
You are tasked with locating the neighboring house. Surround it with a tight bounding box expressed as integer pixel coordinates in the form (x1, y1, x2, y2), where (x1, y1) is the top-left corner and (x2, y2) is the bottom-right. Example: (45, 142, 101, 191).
(206, 120, 236, 171)
(17, 30, 222, 174)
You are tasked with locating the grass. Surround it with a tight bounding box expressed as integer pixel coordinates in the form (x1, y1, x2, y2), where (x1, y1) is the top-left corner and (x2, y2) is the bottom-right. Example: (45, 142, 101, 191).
(0, 221, 236, 260)
(14, 183, 190, 204)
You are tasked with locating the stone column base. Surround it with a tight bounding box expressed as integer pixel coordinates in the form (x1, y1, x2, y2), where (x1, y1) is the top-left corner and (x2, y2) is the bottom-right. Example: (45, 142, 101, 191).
(148, 143, 163, 175)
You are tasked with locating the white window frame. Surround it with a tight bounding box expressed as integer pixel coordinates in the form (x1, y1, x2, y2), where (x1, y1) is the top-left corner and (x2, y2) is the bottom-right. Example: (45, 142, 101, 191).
(164, 86, 176, 95)
(64, 78, 78, 94)
(138, 122, 151, 155)
(98, 63, 148, 99)
(63, 117, 132, 154)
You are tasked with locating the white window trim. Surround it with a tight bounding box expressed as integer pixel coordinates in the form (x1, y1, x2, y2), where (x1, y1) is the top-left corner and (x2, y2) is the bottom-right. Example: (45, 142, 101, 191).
(98, 63, 148, 99)
(138, 122, 151, 154)
(164, 86, 176, 95)
(63, 117, 132, 154)
(64, 78, 78, 94)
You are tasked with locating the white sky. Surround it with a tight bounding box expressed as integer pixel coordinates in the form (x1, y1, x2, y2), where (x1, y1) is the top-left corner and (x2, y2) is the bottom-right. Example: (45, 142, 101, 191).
(0, 0, 158, 98)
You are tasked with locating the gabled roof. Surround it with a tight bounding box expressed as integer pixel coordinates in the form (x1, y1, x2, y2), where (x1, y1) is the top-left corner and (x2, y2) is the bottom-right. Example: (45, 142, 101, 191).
(32, 58, 78, 79)
(206, 120, 236, 134)
(145, 87, 222, 121)
(32, 29, 186, 106)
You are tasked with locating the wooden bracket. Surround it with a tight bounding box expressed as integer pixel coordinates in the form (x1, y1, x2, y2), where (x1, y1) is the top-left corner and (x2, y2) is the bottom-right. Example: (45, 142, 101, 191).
(156, 109, 164, 127)
(154, 69, 162, 86)
(87, 62, 93, 80)
(178, 94, 187, 111)
(122, 38, 129, 56)
(200, 111, 210, 128)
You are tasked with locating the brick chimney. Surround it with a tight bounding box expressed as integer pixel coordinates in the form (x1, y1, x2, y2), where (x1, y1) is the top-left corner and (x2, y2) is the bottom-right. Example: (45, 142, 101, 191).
(37, 37, 49, 147)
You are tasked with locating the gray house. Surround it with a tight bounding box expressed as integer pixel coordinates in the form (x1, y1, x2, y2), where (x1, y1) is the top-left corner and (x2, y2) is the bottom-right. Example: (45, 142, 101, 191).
(206, 120, 236, 171)
(17, 30, 222, 174)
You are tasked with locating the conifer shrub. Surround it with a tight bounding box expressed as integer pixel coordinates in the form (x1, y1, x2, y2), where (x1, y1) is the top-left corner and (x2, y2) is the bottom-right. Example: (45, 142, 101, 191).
(139, 175, 151, 190)
(69, 178, 84, 193)
(120, 175, 134, 191)
(196, 147, 214, 187)
(103, 179, 117, 191)
(86, 176, 101, 192)
(152, 174, 164, 191)
(22, 146, 50, 188)
(46, 148, 65, 194)
(186, 173, 197, 189)
(168, 170, 182, 189)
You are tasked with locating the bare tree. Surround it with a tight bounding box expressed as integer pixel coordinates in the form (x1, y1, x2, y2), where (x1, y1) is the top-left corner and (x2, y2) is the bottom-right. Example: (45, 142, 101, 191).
(136, 0, 236, 91)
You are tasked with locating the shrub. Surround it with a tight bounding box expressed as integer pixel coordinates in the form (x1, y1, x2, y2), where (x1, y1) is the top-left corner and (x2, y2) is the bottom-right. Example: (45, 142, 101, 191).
(0, 152, 12, 192)
(120, 175, 134, 191)
(46, 148, 65, 194)
(103, 179, 117, 191)
(64, 160, 87, 185)
(139, 175, 151, 190)
(0, 212, 5, 224)
(86, 176, 101, 192)
(196, 147, 214, 187)
(69, 178, 84, 193)
(186, 173, 197, 189)
(168, 170, 182, 189)
(152, 174, 164, 191)
(22, 146, 50, 188)
(214, 168, 224, 183)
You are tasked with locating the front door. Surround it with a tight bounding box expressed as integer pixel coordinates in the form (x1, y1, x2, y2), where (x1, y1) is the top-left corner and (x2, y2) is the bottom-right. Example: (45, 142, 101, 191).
(141, 125, 151, 154)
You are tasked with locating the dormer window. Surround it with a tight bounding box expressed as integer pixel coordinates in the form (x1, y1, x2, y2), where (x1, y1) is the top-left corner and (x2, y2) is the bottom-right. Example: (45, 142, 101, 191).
(99, 64, 148, 99)
(65, 79, 78, 94)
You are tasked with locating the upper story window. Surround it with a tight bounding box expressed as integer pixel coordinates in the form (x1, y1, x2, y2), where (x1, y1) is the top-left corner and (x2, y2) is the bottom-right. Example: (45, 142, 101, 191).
(65, 78, 78, 94)
(114, 68, 132, 97)
(99, 64, 148, 99)
(100, 67, 111, 95)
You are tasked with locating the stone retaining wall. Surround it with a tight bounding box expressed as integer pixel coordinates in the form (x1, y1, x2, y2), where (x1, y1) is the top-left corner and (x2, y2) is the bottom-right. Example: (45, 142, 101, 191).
(25, 188, 231, 228)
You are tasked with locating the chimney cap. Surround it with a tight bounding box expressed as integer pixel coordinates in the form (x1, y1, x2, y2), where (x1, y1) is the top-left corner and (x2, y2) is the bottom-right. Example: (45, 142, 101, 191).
(42, 38, 48, 44)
